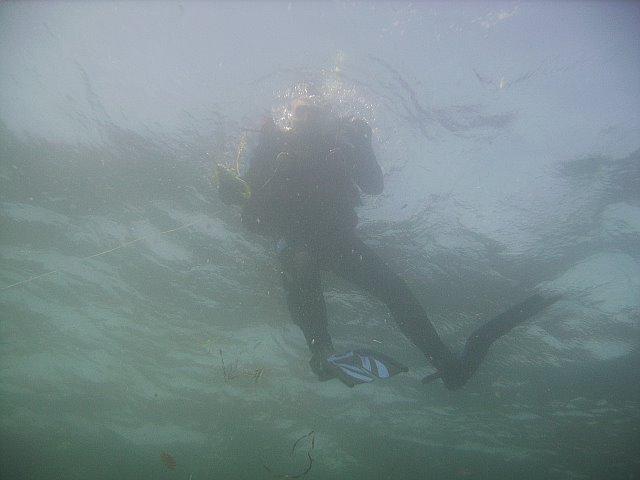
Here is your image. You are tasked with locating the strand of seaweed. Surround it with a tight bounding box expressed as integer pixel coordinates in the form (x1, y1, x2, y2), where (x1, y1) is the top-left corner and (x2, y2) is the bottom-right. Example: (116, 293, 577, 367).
(263, 431, 316, 479)
(160, 451, 177, 470)
(219, 349, 264, 383)
(290, 430, 315, 457)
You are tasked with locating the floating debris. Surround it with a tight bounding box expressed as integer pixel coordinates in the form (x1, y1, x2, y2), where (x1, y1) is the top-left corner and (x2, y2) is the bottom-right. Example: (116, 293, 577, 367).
(160, 451, 177, 470)
(290, 431, 315, 457)
(219, 349, 240, 381)
(249, 367, 265, 383)
(219, 349, 265, 383)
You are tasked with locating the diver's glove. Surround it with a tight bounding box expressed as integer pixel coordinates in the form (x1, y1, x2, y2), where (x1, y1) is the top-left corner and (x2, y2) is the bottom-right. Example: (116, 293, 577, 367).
(212, 164, 251, 206)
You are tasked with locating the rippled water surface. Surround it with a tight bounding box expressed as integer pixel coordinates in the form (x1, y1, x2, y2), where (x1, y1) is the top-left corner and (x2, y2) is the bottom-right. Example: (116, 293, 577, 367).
(1, 2, 639, 479)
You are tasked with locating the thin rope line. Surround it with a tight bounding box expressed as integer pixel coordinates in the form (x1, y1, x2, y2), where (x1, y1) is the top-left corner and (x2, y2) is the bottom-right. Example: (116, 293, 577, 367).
(1, 220, 203, 292)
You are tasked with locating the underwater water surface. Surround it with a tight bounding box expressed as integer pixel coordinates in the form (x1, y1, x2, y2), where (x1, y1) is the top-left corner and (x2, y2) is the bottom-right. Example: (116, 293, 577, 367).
(1, 2, 639, 479)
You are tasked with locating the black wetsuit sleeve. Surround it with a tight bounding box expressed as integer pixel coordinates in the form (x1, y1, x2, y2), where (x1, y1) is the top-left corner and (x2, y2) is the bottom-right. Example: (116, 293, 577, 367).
(242, 123, 276, 191)
(353, 146, 383, 195)
(240, 123, 280, 235)
(343, 118, 383, 195)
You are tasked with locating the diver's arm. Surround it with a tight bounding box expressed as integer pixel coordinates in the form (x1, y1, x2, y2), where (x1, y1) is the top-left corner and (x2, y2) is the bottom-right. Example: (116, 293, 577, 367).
(242, 117, 278, 189)
(214, 121, 276, 208)
(214, 165, 251, 206)
(343, 118, 383, 195)
(238, 119, 283, 235)
(353, 148, 383, 195)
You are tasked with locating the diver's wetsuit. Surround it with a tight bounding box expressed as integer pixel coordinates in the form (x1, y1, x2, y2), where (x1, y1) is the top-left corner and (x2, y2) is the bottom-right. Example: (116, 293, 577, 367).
(277, 231, 460, 383)
(230, 108, 562, 389)
(240, 112, 463, 387)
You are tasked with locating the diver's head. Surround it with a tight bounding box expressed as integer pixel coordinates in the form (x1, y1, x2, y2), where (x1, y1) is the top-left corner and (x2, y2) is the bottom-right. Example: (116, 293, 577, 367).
(290, 97, 328, 133)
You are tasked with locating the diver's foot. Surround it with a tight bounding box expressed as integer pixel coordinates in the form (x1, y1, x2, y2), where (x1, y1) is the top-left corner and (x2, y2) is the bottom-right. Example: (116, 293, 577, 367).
(422, 354, 469, 390)
(309, 348, 338, 381)
(440, 360, 468, 390)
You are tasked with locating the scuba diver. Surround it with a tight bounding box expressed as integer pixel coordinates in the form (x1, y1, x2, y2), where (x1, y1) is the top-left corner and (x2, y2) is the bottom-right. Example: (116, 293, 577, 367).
(214, 98, 559, 389)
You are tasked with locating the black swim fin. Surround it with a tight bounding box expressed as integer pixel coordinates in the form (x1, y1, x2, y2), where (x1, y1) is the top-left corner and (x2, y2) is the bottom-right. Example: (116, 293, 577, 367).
(327, 349, 408, 387)
(423, 293, 562, 387)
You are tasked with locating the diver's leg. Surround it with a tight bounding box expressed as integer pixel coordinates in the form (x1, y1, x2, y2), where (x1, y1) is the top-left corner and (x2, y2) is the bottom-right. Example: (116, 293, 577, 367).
(279, 242, 335, 380)
(326, 234, 464, 389)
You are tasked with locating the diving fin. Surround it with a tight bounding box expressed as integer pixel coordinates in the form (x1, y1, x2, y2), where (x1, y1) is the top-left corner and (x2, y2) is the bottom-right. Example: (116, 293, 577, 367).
(422, 293, 562, 387)
(327, 349, 408, 387)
